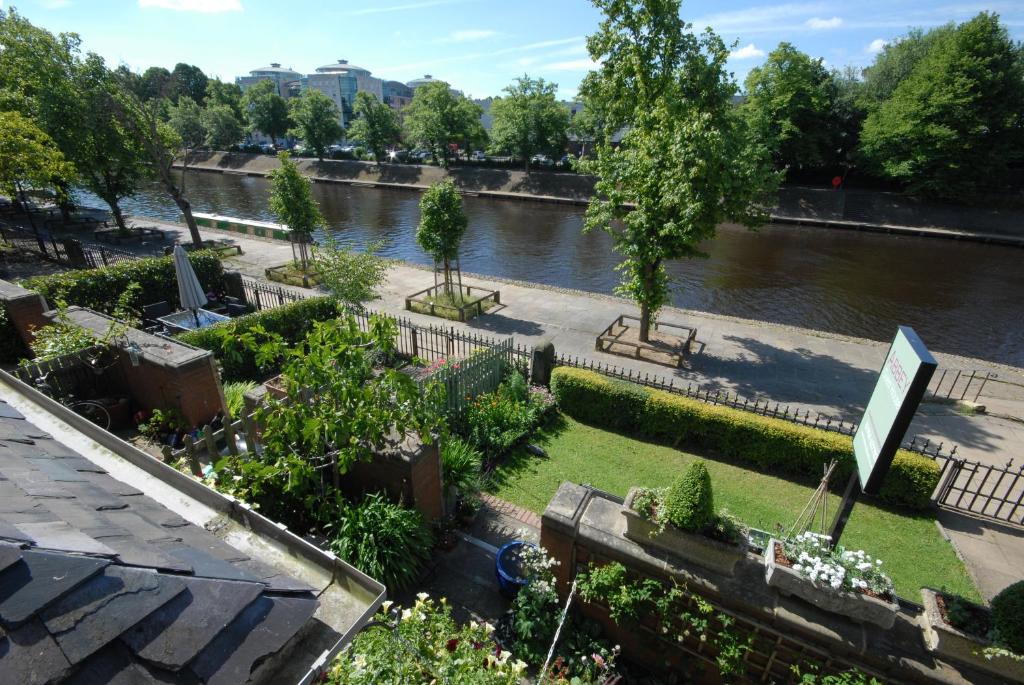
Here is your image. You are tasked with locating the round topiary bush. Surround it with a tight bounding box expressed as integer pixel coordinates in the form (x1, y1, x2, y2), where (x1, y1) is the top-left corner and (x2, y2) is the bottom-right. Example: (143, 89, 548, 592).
(991, 580, 1024, 653)
(664, 460, 715, 532)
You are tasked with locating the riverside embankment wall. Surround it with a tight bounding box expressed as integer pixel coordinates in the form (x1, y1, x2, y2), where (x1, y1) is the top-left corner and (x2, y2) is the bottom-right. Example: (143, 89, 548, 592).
(177, 152, 1024, 243)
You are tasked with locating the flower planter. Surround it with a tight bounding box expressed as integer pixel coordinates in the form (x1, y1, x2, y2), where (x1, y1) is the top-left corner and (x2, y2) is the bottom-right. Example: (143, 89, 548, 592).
(495, 541, 535, 599)
(265, 263, 320, 288)
(920, 588, 1024, 683)
(621, 487, 746, 577)
(765, 539, 897, 629)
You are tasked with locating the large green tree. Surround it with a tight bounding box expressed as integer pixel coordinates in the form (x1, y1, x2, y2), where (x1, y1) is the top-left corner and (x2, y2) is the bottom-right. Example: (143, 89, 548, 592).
(206, 78, 245, 120)
(202, 103, 244, 150)
(139, 66, 172, 101)
(859, 26, 954, 108)
(859, 12, 1024, 200)
(581, 0, 778, 343)
(170, 62, 208, 105)
(73, 54, 152, 232)
(0, 111, 74, 244)
(403, 81, 483, 166)
(288, 88, 343, 161)
(741, 42, 838, 171)
(242, 79, 291, 146)
(168, 97, 206, 198)
(416, 180, 467, 297)
(348, 91, 402, 162)
(268, 152, 323, 270)
(489, 75, 570, 173)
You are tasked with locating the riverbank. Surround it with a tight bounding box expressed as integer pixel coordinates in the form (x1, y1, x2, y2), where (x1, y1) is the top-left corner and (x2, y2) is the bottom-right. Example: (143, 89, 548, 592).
(177, 152, 1024, 244)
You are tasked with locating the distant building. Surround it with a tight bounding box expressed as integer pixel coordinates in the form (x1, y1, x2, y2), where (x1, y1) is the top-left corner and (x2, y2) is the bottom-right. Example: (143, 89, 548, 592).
(407, 74, 464, 97)
(235, 63, 302, 98)
(306, 59, 384, 127)
(383, 80, 414, 110)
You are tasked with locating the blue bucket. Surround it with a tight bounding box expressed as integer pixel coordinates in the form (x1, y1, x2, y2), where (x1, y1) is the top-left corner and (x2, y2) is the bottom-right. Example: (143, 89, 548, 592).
(495, 541, 536, 599)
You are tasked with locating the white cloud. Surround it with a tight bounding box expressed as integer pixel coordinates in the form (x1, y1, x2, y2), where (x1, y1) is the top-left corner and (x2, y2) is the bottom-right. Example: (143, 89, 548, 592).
(139, 0, 241, 11)
(866, 38, 889, 54)
(378, 36, 585, 74)
(436, 29, 498, 44)
(730, 43, 766, 60)
(538, 58, 599, 72)
(349, 0, 472, 16)
(694, 2, 828, 32)
(806, 16, 843, 29)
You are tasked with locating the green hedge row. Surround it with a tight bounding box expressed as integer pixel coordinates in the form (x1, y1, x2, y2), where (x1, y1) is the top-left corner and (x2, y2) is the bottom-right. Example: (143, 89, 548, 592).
(21, 251, 225, 314)
(550, 367, 940, 510)
(179, 296, 342, 382)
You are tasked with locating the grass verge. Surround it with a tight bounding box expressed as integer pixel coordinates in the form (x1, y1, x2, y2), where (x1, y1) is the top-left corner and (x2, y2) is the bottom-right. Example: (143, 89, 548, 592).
(487, 415, 980, 602)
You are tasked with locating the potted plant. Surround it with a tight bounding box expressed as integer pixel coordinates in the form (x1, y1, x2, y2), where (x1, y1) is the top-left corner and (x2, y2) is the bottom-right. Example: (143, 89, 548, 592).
(920, 582, 1024, 682)
(622, 461, 748, 576)
(765, 532, 898, 629)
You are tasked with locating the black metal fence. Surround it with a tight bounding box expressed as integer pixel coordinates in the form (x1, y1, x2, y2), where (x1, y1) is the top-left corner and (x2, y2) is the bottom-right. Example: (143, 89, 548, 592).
(1, 221, 154, 270)
(935, 457, 1024, 525)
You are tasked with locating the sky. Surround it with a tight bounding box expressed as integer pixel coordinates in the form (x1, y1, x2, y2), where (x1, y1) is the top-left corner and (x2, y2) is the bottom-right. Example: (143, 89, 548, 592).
(5, 0, 1023, 99)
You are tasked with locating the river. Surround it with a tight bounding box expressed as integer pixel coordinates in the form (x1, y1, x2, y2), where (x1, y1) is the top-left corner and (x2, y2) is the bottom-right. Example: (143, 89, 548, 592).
(74, 172, 1024, 367)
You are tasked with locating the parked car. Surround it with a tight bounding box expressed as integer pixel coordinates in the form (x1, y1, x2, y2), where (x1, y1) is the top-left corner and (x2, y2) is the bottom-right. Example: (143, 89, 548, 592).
(259, 143, 276, 154)
(531, 154, 554, 168)
(388, 149, 409, 162)
(558, 154, 572, 168)
(470, 150, 487, 162)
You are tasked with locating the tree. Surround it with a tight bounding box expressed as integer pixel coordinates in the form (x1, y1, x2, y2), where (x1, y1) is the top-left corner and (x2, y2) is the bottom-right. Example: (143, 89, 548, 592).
(859, 12, 1024, 200)
(313, 236, 391, 313)
(0, 111, 74, 245)
(288, 89, 343, 161)
(568, 93, 612, 158)
(489, 75, 570, 173)
(111, 79, 204, 247)
(167, 97, 206, 199)
(403, 81, 483, 166)
(139, 66, 172, 101)
(581, 0, 779, 343)
(268, 152, 323, 270)
(348, 91, 402, 162)
(72, 54, 151, 232)
(206, 78, 244, 120)
(416, 180, 467, 297)
(859, 26, 954, 108)
(202, 103, 244, 150)
(242, 79, 291, 146)
(741, 43, 838, 171)
(170, 62, 207, 105)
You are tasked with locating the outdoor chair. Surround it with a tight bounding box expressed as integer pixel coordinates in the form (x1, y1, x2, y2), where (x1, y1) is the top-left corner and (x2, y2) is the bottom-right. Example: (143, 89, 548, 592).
(142, 301, 173, 332)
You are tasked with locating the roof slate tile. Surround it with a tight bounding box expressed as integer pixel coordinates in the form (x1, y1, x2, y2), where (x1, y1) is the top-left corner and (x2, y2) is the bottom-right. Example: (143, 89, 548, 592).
(0, 617, 73, 684)
(0, 550, 109, 628)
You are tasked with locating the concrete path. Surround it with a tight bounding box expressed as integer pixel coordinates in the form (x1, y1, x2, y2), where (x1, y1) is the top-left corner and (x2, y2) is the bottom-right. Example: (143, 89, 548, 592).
(938, 510, 1024, 601)
(52, 213, 1023, 468)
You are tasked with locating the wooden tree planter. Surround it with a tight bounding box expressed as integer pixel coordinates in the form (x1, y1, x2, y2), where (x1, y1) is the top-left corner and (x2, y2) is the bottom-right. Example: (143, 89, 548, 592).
(265, 263, 320, 288)
(920, 588, 1024, 682)
(765, 539, 898, 629)
(596, 314, 697, 368)
(405, 284, 500, 322)
(621, 487, 747, 577)
(94, 226, 166, 244)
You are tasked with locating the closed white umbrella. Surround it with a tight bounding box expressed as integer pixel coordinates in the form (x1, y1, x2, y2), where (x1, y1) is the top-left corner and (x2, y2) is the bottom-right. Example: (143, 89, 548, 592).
(172, 245, 207, 327)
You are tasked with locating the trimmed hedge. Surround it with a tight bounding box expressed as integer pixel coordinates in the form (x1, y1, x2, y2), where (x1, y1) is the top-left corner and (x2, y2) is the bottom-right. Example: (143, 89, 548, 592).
(179, 296, 342, 382)
(991, 580, 1024, 653)
(550, 367, 941, 511)
(21, 251, 225, 314)
(665, 461, 715, 532)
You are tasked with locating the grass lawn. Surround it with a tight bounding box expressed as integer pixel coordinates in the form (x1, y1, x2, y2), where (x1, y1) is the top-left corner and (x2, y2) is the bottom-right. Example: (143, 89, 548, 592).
(487, 415, 980, 602)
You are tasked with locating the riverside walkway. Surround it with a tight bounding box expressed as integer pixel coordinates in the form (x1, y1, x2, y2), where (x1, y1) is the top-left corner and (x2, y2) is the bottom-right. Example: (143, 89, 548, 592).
(114, 215, 1024, 468)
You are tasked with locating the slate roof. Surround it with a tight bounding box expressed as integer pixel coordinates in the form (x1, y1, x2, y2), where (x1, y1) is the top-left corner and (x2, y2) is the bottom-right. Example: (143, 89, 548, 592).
(0, 399, 320, 685)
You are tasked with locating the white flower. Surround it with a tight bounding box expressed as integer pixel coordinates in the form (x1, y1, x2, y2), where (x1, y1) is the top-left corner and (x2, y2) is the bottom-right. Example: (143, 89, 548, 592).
(417, 592, 429, 601)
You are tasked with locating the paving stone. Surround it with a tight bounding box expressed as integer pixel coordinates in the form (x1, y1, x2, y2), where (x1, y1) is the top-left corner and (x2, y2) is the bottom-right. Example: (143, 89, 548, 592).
(0, 617, 72, 684)
(188, 594, 319, 685)
(120, 576, 264, 670)
(15, 521, 118, 557)
(41, 566, 187, 665)
(0, 550, 109, 628)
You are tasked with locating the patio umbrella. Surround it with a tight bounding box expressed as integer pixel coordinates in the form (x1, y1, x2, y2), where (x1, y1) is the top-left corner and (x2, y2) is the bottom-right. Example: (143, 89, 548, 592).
(172, 245, 207, 327)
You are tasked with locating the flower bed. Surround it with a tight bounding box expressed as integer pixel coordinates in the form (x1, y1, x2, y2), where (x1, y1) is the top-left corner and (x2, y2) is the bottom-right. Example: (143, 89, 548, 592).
(920, 588, 1024, 682)
(765, 534, 897, 629)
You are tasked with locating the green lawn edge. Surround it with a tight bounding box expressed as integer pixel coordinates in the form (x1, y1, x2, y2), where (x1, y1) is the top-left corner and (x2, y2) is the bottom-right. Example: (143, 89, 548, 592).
(487, 415, 980, 602)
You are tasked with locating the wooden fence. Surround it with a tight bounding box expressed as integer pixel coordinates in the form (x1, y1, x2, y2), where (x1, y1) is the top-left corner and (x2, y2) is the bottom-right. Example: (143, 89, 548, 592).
(422, 338, 514, 414)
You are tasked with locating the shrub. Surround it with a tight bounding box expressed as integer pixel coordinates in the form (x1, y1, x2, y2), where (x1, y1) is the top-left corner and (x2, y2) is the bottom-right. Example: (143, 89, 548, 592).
(178, 296, 342, 382)
(222, 380, 258, 418)
(991, 581, 1024, 653)
(457, 375, 551, 457)
(328, 492, 434, 591)
(441, 437, 483, 498)
(549, 367, 940, 510)
(22, 251, 224, 314)
(664, 461, 715, 532)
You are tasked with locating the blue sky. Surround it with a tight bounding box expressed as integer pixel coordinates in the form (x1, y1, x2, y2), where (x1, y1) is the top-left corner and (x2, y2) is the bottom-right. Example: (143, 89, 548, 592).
(6, 0, 1023, 99)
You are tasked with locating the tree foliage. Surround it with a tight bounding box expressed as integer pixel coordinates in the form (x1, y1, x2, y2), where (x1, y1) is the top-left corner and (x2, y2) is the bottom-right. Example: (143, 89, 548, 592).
(170, 62, 207, 104)
(859, 12, 1024, 200)
(403, 81, 483, 166)
(202, 103, 244, 150)
(0, 110, 74, 200)
(205, 78, 245, 120)
(416, 180, 467, 295)
(581, 0, 779, 342)
(859, 27, 954, 108)
(348, 91, 402, 162)
(741, 43, 839, 171)
(288, 88, 343, 161)
(268, 152, 323, 269)
(242, 79, 291, 144)
(313, 236, 391, 313)
(489, 75, 570, 173)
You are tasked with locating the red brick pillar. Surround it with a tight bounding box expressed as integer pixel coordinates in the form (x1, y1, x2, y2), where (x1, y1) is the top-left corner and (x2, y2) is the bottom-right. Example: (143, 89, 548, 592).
(540, 482, 592, 597)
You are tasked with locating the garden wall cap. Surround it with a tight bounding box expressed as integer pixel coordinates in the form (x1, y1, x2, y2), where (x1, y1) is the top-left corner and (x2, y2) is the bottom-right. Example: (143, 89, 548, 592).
(0, 372, 386, 684)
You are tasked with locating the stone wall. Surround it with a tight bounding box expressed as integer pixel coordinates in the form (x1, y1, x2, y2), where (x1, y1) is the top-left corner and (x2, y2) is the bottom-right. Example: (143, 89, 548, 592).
(342, 433, 444, 522)
(541, 483, 1002, 685)
(0, 278, 51, 347)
